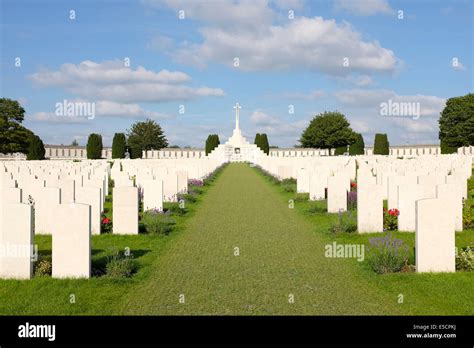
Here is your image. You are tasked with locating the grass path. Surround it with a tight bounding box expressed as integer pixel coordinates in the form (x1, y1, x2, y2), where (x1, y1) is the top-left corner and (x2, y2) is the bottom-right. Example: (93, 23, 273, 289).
(122, 163, 403, 315)
(1, 163, 471, 315)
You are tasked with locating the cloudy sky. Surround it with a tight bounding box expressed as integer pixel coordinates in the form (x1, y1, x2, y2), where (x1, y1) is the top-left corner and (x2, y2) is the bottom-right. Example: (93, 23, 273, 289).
(1, 0, 472, 148)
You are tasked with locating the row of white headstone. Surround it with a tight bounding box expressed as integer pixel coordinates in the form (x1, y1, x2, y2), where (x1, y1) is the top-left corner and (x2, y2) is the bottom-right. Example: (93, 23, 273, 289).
(256, 154, 472, 273)
(0, 158, 222, 279)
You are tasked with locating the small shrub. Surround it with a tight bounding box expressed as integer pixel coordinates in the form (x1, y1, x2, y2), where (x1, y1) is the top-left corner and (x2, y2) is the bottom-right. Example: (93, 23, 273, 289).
(367, 233, 409, 274)
(142, 210, 176, 235)
(456, 245, 474, 271)
(329, 211, 357, 234)
(34, 255, 52, 276)
(384, 208, 399, 231)
(105, 250, 136, 278)
(281, 179, 296, 193)
(281, 178, 296, 185)
(166, 202, 187, 216)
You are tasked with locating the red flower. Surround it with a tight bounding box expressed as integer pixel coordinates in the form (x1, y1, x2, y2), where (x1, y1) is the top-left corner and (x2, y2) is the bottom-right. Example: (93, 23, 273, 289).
(101, 217, 111, 225)
(388, 208, 400, 217)
(350, 181, 357, 188)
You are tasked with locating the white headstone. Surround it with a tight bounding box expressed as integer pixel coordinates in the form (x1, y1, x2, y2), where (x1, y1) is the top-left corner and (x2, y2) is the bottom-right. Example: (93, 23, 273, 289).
(75, 186, 102, 234)
(357, 184, 383, 233)
(35, 187, 61, 234)
(416, 198, 455, 273)
(52, 203, 91, 278)
(142, 179, 163, 212)
(0, 203, 34, 279)
(113, 186, 138, 234)
(327, 175, 347, 213)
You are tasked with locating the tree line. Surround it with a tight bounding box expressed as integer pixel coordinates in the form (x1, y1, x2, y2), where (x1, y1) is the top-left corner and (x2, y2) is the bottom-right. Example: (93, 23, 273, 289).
(1, 94, 472, 160)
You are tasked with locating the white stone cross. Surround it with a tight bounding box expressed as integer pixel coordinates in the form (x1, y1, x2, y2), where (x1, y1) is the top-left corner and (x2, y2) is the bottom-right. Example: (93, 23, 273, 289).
(233, 102, 241, 130)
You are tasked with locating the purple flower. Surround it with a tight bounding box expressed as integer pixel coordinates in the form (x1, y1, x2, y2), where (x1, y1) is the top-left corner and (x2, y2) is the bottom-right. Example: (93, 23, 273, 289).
(188, 179, 203, 187)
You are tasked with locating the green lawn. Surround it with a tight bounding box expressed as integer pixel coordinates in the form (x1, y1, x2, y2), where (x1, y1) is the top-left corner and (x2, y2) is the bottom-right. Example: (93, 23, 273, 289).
(0, 163, 473, 315)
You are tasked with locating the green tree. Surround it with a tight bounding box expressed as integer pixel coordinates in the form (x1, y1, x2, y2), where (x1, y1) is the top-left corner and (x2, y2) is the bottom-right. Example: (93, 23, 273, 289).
(373, 133, 389, 155)
(260, 133, 270, 154)
(112, 133, 127, 159)
(205, 134, 220, 155)
(127, 119, 168, 159)
(334, 145, 347, 156)
(299, 111, 356, 150)
(254, 133, 262, 150)
(71, 139, 79, 146)
(27, 135, 46, 160)
(86, 133, 103, 159)
(349, 133, 365, 155)
(0, 98, 34, 154)
(439, 93, 474, 153)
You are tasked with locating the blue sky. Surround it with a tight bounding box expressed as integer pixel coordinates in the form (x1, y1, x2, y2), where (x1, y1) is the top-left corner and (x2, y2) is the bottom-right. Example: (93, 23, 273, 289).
(1, 0, 472, 148)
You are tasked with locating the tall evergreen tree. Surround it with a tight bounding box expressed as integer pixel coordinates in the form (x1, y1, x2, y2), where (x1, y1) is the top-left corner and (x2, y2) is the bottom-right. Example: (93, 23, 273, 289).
(112, 133, 127, 159)
(86, 133, 103, 159)
(260, 133, 270, 154)
(205, 134, 220, 155)
(349, 133, 365, 155)
(254, 133, 262, 150)
(373, 133, 389, 155)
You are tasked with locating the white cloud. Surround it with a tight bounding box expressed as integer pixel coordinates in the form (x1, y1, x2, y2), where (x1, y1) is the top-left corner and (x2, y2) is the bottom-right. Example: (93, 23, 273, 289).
(95, 101, 172, 119)
(143, 0, 274, 32)
(29, 100, 172, 124)
(172, 16, 399, 75)
(31, 60, 190, 85)
(334, 0, 394, 16)
(335, 89, 446, 117)
(145, 1, 400, 75)
(29, 60, 224, 103)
